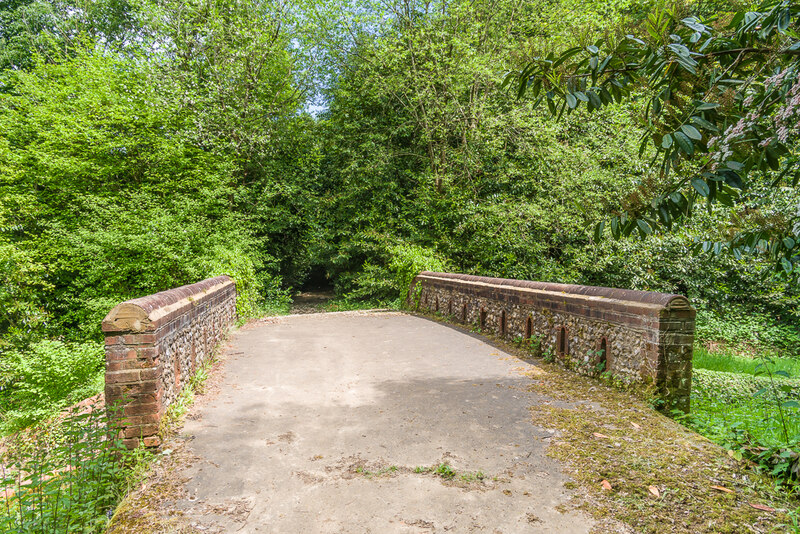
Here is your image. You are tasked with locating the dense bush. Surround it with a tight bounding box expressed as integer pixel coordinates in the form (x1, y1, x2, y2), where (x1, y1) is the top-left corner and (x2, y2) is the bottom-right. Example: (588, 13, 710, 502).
(0, 340, 103, 433)
(343, 240, 451, 304)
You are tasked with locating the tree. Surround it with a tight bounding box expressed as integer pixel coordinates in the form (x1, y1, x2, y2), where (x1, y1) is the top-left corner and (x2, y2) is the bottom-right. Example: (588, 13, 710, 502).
(0, 0, 136, 70)
(508, 0, 800, 278)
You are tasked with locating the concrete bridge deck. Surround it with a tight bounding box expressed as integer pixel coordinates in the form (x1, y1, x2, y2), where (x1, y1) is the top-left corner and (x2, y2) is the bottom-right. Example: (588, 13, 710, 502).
(127, 311, 598, 532)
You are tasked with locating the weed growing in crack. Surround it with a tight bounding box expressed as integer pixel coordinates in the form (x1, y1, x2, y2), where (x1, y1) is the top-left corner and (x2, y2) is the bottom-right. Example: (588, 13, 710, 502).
(432, 463, 456, 479)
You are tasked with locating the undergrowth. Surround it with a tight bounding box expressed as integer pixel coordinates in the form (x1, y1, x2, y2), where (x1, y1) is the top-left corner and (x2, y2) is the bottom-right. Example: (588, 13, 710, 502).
(687, 360, 800, 485)
(694, 307, 800, 357)
(0, 405, 147, 533)
(0, 334, 224, 533)
(0, 340, 105, 435)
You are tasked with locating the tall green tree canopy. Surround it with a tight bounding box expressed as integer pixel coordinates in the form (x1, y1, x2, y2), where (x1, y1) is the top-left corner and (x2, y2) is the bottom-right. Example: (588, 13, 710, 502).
(509, 0, 800, 277)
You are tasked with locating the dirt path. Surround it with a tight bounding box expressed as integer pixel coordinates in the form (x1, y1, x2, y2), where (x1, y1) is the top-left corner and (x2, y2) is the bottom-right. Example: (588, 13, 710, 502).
(289, 289, 335, 314)
(114, 311, 597, 533)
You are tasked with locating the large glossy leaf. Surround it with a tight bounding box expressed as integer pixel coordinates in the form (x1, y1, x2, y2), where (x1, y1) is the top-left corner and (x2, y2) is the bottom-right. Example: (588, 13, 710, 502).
(674, 131, 694, 155)
(691, 177, 710, 197)
(680, 124, 702, 140)
(566, 93, 577, 109)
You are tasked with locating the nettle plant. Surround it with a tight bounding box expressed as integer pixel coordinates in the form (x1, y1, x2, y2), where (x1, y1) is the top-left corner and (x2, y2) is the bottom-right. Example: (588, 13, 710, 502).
(509, 0, 800, 279)
(0, 406, 133, 533)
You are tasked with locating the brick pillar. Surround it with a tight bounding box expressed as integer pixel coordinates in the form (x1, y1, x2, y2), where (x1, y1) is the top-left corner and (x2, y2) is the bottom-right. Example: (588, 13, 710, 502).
(102, 276, 236, 448)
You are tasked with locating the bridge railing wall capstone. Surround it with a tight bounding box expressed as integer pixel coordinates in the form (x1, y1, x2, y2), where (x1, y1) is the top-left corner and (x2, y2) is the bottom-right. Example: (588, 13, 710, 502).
(407, 271, 695, 412)
(102, 276, 237, 448)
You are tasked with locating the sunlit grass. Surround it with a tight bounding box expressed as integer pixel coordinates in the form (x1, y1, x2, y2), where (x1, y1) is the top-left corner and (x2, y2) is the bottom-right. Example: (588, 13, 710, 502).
(690, 344, 800, 453)
(692, 344, 800, 378)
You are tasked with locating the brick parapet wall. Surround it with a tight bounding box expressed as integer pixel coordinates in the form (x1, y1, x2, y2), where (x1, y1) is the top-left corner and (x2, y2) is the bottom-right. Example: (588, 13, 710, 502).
(102, 276, 237, 448)
(408, 272, 695, 412)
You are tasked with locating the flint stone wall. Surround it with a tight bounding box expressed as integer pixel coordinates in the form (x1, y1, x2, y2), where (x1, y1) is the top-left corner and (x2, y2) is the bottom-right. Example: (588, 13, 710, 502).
(102, 276, 236, 448)
(408, 271, 695, 412)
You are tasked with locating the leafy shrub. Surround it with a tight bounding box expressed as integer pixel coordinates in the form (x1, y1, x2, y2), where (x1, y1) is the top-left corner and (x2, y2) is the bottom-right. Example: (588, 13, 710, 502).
(0, 341, 104, 433)
(345, 239, 451, 303)
(0, 240, 50, 348)
(200, 244, 269, 318)
(695, 307, 800, 355)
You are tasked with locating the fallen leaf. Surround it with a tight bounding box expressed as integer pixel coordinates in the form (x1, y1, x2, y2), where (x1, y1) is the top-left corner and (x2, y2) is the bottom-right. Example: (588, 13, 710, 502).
(593, 432, 610, 439)
(711, 485, 735, 494)
(648, 485, 660, 498)
(630, 422, 641, 429)
(601, 479, 612, 491)
(748, 503, 775, 513)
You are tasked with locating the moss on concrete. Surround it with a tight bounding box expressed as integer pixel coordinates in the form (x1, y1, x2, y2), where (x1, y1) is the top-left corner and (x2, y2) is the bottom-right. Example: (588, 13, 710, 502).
(522, 346, 797, 532)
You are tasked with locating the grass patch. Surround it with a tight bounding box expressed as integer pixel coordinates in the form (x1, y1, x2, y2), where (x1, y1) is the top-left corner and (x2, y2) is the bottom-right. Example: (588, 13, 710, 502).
(412, 463, 491, 485)
(693, 346, 800, 378)
(354, 465, 398, 478)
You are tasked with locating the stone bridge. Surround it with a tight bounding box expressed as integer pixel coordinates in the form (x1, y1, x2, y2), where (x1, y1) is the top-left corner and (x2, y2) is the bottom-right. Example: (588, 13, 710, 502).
(103, 273, 696, 533)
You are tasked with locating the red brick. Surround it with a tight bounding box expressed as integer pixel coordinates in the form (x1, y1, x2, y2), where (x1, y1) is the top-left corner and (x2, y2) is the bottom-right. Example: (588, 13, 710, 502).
(120, 403, 160, 417)
(123, 424, 159, 439)
(121, 334, 154, 345)
(132, 389, 164, 406)
(121, 414, 161, 426)
(143, 436, 162, 447)
(105, 348, 137, 361)
(105, 370, 140, 385)
(140, 367, 161, 381)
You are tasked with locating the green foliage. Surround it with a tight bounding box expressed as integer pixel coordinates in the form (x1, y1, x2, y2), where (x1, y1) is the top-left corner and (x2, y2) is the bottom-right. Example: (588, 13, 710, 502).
(343, 240, 451, 303)
(0, 0, 137, 71)
(200, 244, 267, 319)
(315, 0, 665, 300)
(0, 238, 49, 348)
(432, 463, 456, 480)
(693, 345, 800, 376)
(693, 367, 799, 403)
(0, 407, 133, 533)
(0, 341, 104, 433)
(695, 309, 800, 354)
(690, 362, 800, 484)
(512, 0, 800, 277)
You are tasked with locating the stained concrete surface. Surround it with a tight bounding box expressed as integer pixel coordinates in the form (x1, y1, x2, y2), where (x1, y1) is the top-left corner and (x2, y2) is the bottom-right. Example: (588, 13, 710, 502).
(171, 311, 595, 533)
